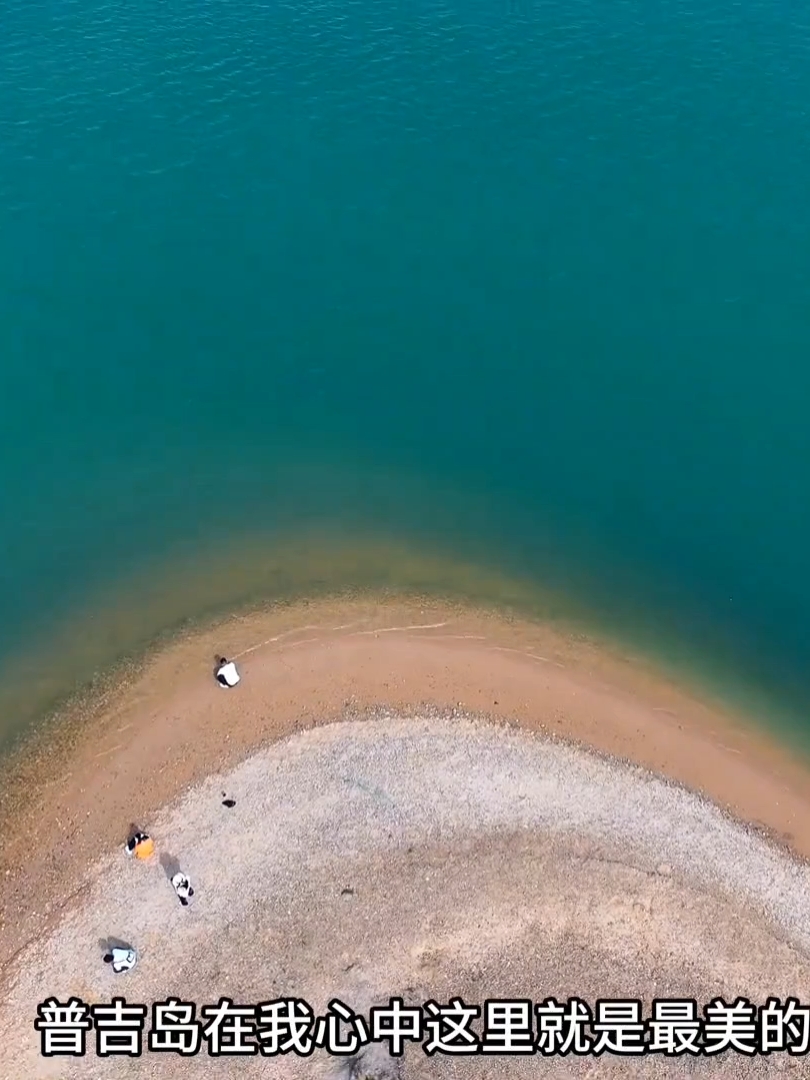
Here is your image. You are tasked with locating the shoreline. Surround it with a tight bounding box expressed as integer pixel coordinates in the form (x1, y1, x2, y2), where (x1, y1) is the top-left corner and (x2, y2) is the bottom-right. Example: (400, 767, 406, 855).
(3, 592, 810, 987)
(4, 529, 808, 770)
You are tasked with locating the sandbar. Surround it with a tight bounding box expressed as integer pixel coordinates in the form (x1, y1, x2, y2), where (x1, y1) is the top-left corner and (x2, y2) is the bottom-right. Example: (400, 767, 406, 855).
(2, 595, 810, 1077)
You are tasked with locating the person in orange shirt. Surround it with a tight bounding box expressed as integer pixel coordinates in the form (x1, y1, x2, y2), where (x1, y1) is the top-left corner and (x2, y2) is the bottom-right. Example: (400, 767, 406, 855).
(124, 830, 154, 860)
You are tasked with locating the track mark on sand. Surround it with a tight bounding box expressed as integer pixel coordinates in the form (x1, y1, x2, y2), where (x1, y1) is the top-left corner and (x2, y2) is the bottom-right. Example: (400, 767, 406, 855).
(233, 621, 367, 659)
(342, 776, 398, 810)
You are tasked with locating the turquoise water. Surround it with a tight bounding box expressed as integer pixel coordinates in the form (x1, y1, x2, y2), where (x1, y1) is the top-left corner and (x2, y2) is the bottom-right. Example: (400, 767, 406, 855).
(1, 0, 810, 736)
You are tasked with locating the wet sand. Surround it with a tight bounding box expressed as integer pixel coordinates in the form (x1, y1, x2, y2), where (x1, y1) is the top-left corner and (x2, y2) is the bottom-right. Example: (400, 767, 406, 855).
(2, 595, 810, 1076)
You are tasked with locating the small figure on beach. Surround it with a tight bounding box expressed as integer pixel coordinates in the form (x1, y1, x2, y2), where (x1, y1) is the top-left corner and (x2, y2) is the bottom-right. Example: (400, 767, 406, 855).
(124, 830, 154, 860)
(103, 946, 138, 973)
(215, 655, 241, 688)
(171, 872, 195, 906)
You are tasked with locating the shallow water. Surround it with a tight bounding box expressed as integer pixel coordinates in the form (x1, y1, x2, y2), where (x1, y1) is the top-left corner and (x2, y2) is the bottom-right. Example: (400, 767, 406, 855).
(1, 0, 809, 743)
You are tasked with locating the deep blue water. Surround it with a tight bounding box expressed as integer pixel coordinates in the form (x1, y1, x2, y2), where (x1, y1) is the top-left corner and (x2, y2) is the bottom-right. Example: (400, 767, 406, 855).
(1, 0, 810, 739)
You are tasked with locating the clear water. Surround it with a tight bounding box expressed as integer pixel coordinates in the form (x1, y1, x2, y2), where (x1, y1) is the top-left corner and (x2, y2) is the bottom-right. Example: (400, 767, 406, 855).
(1, 0, 809, 743)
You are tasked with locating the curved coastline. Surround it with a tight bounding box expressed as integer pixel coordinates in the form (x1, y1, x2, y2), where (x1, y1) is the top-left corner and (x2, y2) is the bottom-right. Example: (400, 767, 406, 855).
(3, 594, 810, 939)
(3, 530, 808, 769)
(3, 590, 810, 1076)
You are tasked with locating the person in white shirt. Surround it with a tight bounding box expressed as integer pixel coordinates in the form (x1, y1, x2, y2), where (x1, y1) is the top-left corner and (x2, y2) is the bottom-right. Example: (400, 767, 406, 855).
(103, 946, 137, 973)
(215, 656, 240, 688)
(171, 872, 195, 906)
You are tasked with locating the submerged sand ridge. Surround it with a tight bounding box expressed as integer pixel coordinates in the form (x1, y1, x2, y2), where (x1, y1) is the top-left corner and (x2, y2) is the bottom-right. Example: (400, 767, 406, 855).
(3, 597, 810, 1077)
(3, 715, 810, 1078)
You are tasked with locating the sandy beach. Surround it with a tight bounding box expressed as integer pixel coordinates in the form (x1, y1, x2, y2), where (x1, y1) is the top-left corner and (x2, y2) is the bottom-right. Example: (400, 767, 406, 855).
(2, 595, 810, 1077)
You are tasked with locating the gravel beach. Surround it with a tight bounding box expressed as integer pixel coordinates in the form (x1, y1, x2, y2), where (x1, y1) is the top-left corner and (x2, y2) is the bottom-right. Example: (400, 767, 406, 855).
(4, 714, 810, 1077)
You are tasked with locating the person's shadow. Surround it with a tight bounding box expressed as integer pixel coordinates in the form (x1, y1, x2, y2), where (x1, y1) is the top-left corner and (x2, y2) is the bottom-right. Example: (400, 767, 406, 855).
(125, 822, 144, 845)
(98, 935, 133, 954)
(159, 852, 181, 881)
